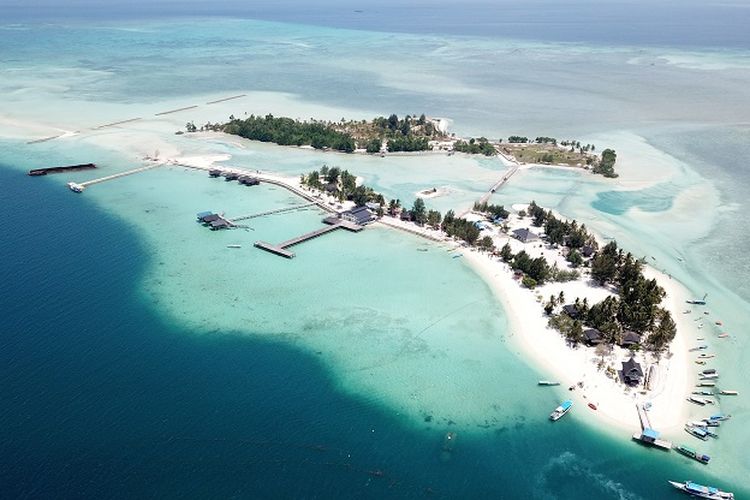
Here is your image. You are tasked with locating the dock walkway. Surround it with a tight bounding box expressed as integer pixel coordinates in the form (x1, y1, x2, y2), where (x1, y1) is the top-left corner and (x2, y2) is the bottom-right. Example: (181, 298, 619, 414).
(229, 202, 317, 222)
(78, 163, 161, 188)
(477, 165, 520, 205)
(254, 219, 363, 258)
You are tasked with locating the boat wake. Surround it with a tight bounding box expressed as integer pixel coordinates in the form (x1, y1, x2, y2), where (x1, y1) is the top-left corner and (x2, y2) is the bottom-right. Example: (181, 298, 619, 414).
(533, 451, 643, 500)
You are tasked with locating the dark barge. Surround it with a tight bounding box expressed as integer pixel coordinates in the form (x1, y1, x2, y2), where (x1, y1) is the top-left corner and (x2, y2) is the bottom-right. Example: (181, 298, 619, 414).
(29, 163, 96, 176)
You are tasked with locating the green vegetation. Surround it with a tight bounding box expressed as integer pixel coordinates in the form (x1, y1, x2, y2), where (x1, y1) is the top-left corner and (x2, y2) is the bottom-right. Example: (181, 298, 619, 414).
(527, 201, 595, 250)
(508, 136, 529, 143)
(387, 135, 431, 152)
(216, 112, 443, 154)
(535, 136, 557, 144)
(441, 210, 481, 245)
(411, 198, 427, 225)
(453, 137, 496, 156)
(222, 114, 356, 153)
(557, 240, 675, 353)
(473, 201, 509, 220)
(300, 165, 383, 207)
(593, 148, 618, 178)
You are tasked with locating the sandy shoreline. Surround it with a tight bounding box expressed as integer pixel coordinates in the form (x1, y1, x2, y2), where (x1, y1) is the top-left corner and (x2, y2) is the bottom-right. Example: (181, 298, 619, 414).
(459, 246, 693, 436)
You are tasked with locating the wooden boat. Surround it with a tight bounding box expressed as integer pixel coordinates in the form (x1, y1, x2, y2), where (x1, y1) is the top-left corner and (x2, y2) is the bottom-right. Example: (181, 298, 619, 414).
(588, 402, 597, 410)
(718, 333, 729, 338)
(695, 361, 706, 365)
(674, 444, 711, 464)
(698, 354, 714, 359)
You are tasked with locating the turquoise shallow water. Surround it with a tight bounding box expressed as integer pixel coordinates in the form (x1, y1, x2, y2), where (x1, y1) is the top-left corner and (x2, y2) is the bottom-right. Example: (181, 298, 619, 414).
(2, 13, 750, 497)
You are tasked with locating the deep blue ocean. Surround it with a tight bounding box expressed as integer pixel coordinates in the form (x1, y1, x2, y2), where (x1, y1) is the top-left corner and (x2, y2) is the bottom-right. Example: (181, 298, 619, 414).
(0, 162, 739, 498)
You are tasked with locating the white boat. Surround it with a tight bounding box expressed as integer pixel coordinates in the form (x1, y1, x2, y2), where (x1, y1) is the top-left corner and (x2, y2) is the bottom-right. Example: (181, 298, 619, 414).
(668, 480, 733, 499)
(700, 374, 719, 380)
(688, 396, 711, 406)
(549, 400, 573, 421)
(538, 380, 560, 386)
(685, 424, 708, 440)
(67, 182, 85, 193)
(226, 244, 242, 249)
(720, 390, 738, 396)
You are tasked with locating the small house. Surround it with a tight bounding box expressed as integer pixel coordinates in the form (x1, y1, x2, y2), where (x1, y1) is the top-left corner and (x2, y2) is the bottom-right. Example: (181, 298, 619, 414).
(224, 172, 239, 181)
(562, 304, 580, 319)
(512, 227, 539, 243)
(621, 357, 644, 386)
(581, 245, 595, 258)
(620, 330, 642, 348)
(583, 328, 603, 345)
(341, 206, 376, 226)
(400, 210, 413, 222)
(208, 169, 222, 177)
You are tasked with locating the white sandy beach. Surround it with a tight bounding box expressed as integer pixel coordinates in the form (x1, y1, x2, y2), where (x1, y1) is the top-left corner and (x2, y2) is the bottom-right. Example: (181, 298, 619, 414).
(454, 199, 698, 437)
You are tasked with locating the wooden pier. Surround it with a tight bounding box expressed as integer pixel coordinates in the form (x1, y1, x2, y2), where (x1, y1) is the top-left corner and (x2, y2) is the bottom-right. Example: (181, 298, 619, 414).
(68, 163, 161, 192)
(229, 202, 317, 222)
(206, 94, 247, 105)
(254, 219, 363, 258)
(478, 165, 520, 205)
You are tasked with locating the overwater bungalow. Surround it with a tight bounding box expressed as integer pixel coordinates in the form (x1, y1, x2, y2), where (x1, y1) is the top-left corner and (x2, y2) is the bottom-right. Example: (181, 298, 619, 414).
(224, 172, 240, 181)
(210, 219, 230, 230)
(200, 213, 221, 224)
(208, 169, 222, 177)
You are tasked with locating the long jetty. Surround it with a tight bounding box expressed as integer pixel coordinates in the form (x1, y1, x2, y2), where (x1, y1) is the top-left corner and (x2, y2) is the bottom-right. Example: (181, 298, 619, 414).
(155, 105, 198, 116)
(255, 219, 363, 258)
(206, 94, 247, 105)
(229, 202, 317, 222)
(477, 165, 520, 205)
(69, 163, 162, 192)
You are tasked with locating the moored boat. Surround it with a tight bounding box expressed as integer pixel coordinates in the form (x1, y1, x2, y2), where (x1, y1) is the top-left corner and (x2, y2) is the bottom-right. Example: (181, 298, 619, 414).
(688, 396, 710, 406)
(549, 400, 572, 421)
(674, 444, 711, 464)
(697, 381, 716, 387)
(708, 413, 731, 422)
(668, 480, 733, 499)
(720, 390, 738, 396)
(538, 380, 560, 386)
(685, 424, 708, 440)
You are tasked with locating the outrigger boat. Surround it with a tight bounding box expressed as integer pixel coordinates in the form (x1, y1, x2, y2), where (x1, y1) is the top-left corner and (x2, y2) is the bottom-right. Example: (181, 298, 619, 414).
(549, 400, 573, 421)
(674, 444, 711, 464)
(538, 380, 560, 386)
(686, 294, 708, 306)
(668, 480, 733, 499)
(708, 413, 731, 422)
(685, 424, 708, 440)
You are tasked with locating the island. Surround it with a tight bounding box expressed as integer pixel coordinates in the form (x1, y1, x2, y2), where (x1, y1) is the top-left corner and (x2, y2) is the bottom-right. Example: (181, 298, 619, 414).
(183, 112, 620, 177)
